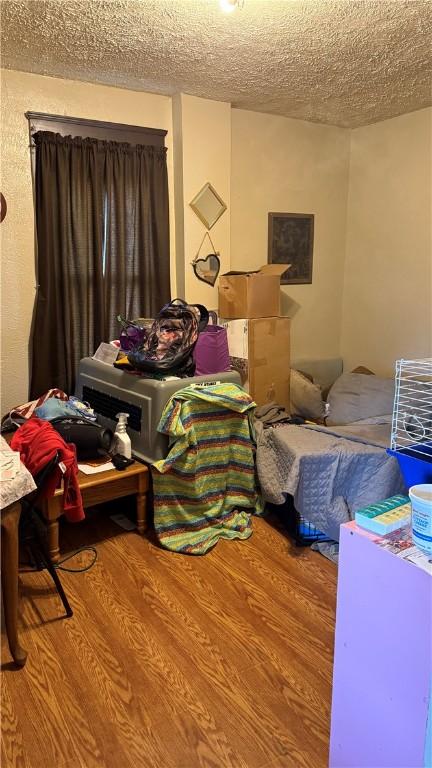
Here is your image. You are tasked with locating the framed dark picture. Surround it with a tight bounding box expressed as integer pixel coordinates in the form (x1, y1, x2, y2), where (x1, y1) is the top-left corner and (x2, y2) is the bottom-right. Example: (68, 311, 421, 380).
(268, 212, 314, 285)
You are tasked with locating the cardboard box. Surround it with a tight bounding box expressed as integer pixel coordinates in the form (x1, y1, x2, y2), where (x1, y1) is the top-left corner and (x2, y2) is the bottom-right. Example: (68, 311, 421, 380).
(221, 317, 291, 411)
(218, 264, 288, 319)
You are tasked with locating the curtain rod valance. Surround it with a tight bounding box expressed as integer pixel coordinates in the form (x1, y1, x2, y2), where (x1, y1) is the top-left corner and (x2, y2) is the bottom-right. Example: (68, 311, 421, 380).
(26, 111, 167, 148)
(32, 130, 168, 157)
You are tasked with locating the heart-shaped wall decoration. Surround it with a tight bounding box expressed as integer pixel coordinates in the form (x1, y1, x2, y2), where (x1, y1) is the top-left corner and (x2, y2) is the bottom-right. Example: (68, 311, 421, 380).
(193, 252, 220, 286)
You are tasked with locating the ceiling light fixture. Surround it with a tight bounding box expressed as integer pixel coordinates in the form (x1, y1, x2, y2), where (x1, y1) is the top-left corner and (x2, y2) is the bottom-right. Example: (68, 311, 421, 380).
(220, 0, 244, 13)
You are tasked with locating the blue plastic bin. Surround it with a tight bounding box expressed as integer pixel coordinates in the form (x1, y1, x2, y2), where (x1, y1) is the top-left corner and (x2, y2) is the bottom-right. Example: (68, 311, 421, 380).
(387, 443, 432, 487)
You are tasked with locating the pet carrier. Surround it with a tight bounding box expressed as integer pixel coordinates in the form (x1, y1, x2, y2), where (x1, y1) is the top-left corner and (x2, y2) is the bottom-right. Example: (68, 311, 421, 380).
(387, 358, 432, 486)
(75, 357, 241, 464)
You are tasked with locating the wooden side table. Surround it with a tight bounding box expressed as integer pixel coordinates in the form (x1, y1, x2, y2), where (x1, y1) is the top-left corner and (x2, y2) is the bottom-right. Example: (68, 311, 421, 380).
(42, 461, 149, 562)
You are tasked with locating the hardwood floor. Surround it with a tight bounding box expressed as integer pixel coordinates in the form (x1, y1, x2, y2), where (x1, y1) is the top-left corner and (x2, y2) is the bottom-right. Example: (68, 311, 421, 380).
(1, 506, 337, 768)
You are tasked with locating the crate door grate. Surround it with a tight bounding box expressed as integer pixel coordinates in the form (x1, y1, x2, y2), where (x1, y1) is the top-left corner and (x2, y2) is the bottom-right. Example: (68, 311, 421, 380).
(82, 386, 142, 433)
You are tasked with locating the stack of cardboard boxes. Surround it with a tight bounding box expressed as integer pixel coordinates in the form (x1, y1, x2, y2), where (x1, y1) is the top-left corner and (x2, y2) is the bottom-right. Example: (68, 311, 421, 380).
(218, 265, 291, 411)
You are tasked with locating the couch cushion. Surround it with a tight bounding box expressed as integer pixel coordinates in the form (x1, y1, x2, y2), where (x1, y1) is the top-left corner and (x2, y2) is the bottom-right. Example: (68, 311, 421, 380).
(326, 372, 395, 425)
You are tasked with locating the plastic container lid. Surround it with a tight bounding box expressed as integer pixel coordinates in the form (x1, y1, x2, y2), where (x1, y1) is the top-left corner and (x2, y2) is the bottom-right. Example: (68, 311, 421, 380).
(409, 484, 432, 503)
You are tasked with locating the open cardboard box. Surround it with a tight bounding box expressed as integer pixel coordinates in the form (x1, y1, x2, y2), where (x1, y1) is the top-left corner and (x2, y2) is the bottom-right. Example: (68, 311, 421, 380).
(218, 264, 289, 319)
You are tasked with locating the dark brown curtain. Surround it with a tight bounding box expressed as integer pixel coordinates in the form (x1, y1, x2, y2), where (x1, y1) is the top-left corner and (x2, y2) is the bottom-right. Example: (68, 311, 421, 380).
(104, 142, 170, 339)
(30, 131, 170, 398)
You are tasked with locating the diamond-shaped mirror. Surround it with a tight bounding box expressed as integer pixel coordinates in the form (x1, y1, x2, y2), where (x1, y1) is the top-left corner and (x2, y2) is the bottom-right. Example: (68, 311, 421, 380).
(190, 183, 227, 230)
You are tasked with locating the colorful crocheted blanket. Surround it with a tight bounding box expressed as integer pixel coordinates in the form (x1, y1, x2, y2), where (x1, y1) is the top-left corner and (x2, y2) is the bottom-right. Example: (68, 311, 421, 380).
(152, 383, 263, 554)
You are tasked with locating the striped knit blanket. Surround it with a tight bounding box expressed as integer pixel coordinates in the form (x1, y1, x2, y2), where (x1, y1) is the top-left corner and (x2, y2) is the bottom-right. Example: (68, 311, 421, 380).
(152, 383, 263, 554)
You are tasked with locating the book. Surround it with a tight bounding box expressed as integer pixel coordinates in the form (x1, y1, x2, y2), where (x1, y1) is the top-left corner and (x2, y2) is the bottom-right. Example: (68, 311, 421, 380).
(78, 460, 115, 475)
(355, 494, 411, 535)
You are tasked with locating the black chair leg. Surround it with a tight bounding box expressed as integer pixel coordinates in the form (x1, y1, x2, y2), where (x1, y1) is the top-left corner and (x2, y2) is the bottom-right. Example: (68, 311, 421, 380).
(22, 508, 73, 618)
(38, 549, 73, 618)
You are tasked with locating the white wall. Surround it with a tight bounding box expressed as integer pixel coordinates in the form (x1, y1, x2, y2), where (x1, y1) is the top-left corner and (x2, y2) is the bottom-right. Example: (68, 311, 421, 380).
(174, 93, 231, 308)
(230, 109, 351, 362)
(0, 69, 174, 414)
(341, 107, 432, 376)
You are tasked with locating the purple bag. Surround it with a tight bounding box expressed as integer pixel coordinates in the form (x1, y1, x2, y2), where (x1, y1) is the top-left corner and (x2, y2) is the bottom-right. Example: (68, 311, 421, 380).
(193, 312, 230, 376)
(117, 315, 153, 351)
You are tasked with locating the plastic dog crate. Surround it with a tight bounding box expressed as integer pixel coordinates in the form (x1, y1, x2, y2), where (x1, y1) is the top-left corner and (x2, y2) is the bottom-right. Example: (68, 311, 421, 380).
(76, 357, 241, 465)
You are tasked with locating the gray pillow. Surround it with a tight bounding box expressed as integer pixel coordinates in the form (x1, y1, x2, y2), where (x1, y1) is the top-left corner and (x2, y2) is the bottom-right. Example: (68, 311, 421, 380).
(326, 373, 395, 425)
(290, 369, 326, 420)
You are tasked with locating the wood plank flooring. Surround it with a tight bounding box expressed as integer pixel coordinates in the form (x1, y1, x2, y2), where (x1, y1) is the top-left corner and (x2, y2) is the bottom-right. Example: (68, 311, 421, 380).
(1, 507, 337, 768)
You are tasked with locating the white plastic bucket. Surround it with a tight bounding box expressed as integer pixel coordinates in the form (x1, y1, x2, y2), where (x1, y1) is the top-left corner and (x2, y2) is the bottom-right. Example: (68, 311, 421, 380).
(409, 484, 432, 555)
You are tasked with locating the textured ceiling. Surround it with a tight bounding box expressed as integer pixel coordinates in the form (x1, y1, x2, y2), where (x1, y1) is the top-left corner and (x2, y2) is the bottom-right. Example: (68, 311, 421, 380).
(1, 0, 431, 128)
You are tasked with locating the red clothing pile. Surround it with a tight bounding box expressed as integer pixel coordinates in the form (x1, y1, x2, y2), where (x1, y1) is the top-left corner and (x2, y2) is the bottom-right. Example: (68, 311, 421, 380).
(11, 418, 84, 523)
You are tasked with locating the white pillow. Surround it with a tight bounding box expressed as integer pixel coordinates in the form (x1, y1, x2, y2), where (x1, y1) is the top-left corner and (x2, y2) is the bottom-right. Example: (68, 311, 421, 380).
(326, 373, 395, 426)
(290, 369, 326, 420)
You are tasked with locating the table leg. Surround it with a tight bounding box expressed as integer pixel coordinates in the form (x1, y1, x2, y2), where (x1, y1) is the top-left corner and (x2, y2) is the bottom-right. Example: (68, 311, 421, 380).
(47, 519, 60, 563)
(136, 492, 147, 535)
(41, 498, 62, 563)
(1, 502, 27, 667)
